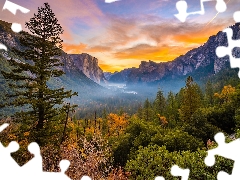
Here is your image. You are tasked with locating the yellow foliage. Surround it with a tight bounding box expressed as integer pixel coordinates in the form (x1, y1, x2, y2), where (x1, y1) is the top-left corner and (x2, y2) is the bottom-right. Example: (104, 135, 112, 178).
(157, 114, 168, 126)
(107, 113, 128, 136)
(214, 85, 235, 103)
(213, 93, 220, 98)
(24, 132, 30, 137)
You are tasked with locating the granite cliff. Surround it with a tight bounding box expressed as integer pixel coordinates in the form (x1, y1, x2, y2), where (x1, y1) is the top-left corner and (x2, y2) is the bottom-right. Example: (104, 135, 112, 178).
(108, 23, 240, 85)
(0, 20, 105, 85)
(59, 53, 106, 84)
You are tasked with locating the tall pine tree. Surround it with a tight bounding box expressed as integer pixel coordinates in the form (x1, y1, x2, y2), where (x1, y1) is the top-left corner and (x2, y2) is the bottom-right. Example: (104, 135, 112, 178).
(1, 3, 76, 142)
(153, 88, 166, 116)
(204, 80, 214, 106)
(179, 76, 202, 122)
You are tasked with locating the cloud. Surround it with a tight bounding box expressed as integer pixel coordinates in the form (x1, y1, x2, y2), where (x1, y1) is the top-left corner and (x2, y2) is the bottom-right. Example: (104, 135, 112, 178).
(87, 14, 230, 65)
(86, 45, 112, 53)
(62, 43, 87, 54)
(99, 61, 137, 72)
(99, 63, 118, 72)
(1, 0, 105, 38)
(113, 44, 192, 62)
(61, 10, 233, 72)
(1, 0, 237, 73)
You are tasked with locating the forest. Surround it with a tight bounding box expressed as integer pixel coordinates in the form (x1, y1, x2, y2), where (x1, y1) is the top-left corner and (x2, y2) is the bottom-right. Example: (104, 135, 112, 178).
(1, 2, 240, 180)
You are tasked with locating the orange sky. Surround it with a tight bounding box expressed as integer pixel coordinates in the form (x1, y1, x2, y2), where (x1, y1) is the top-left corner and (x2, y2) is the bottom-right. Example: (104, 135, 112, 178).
(62, 21, 232, 72)
(1, 0, 238, 72)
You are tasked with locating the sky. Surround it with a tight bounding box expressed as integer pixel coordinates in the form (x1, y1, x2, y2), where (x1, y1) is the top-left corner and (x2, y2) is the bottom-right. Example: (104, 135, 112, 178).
(0, 0, 239, 72)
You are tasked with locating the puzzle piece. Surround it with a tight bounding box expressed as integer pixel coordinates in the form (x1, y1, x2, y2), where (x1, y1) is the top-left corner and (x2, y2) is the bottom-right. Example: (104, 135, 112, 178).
(21, 142, 43, 177)
(0, 43, 7, 51)
(3, 0, 29, 15)
(2, 0, 30, 32)
(40, 160, 71, 180)
(216, 28, 240, 78)
(233, 11, 240, 23)
(34, 159, 92, 180)
(105, 0, 120, 3)
(0, 1, 30, 51)
(155, 165, 190, 180)
(81, 176, 92, 180)
(155, 176, 165, 180)
(0, 140, 21, 179)
(0, 123, 9, 132)
(175, 0, 227, 22)
(205, 132, 240, 180)
(0, 123, 92, 179)
(171, 165, 190, 180)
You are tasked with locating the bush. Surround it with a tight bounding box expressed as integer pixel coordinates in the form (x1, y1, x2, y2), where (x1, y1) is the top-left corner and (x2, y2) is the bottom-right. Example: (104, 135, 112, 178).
(126, 145, 233, 180)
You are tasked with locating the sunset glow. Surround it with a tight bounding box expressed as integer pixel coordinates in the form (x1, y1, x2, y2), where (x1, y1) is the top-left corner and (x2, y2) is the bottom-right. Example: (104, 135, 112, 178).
(2, 0, 238, 72)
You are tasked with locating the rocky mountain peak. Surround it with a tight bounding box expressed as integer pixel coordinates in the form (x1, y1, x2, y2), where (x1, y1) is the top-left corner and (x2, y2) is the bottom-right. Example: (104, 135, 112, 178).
(108, 23, 240, 85)
(0, 20, 106, 85)
(59, 53, 106, 84)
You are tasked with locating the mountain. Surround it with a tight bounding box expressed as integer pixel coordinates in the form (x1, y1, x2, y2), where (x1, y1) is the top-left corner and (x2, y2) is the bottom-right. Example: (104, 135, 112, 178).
(0, 20, 106, 85)
(103, 72, 114, 81)
(108, 68, 136, 83)
(0, 20, 109, 106)
(108, 23, 240, 85)
(59, 53, 106, 84)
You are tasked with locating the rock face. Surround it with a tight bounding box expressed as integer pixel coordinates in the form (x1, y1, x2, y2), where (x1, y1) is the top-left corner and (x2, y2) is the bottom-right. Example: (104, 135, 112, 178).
(103, 72, 114, 81)
(1, 19, 239, 86)
(108, 68, 135, 83)
(109, 23, 240, 84)
(0, 21, 20, 50)
(60, 53, 106, 84)
(0, 20, 106, 84)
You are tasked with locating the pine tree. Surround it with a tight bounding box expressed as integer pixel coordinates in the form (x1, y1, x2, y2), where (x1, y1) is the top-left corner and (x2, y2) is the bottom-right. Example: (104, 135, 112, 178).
(143, 98, 154, 121)
(166, 91, 178, 127)
(179, 76, 202, 122)
(153, 88, 166, 116)
(1, 3, 76, 143)
(205, 80, 214, 106)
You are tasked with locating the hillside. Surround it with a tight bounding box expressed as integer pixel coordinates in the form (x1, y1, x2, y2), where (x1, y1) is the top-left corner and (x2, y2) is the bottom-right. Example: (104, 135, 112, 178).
(0, 20, 109, 106)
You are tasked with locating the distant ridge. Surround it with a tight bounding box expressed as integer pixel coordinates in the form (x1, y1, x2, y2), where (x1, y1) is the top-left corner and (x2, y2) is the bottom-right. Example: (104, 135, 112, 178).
(107, 23, 240, 85)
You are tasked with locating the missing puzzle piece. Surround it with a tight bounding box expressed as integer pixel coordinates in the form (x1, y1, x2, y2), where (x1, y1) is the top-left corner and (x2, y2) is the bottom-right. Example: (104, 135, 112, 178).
(0, 123, 9, 132)
(3, 0, 29, 15)
(216, 28, 240, 78)
(0, 140, 20, 179)
(105, 0, 120, 3)
(2, 0, 30, 32)
(155, 165, 190, 180)
(175, 0, 227, 22)
(205, 132, 240, 179)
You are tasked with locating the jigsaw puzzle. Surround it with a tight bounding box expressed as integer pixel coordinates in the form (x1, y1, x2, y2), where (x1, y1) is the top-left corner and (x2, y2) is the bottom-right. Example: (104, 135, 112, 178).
(1, 0, 240, 179)
(175, 0, 227, 22)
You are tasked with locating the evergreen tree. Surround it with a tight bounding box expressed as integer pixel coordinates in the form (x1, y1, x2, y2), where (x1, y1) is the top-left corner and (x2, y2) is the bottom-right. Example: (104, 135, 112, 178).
(153, 88, 166, 116)
(143, 98, 153, 121)
(205, 80, 214, 106)
(1, 3, 76, 143)
(166, 91, 178, 127)
(179, 76, 202, 122)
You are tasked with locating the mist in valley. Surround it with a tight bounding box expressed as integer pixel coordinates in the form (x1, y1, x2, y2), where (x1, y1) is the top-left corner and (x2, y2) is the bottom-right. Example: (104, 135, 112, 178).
(64, 78, 186, 119)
